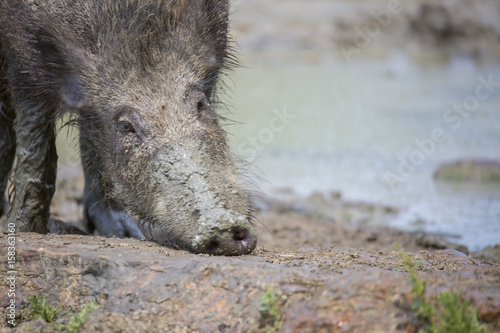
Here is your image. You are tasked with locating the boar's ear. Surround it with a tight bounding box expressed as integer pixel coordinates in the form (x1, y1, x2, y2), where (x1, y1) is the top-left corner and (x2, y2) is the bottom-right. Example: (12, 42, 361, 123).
(36, 28, 87, 109)
(197, 0, 234, 95)
(204, 0, 230, 56)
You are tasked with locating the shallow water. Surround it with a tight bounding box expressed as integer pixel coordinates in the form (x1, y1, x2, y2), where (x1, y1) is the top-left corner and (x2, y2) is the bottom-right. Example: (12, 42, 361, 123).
(226, 57, 500, 251)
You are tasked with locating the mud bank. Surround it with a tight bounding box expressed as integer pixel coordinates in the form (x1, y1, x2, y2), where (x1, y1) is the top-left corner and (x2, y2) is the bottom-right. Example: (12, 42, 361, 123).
(232, 0, 500, 64)
(434, 159, 500, 183)
(1, 233, 499, 332)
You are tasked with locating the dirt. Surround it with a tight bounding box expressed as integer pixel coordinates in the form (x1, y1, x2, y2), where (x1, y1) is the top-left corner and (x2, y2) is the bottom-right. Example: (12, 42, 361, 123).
(1, 166, 500, 332)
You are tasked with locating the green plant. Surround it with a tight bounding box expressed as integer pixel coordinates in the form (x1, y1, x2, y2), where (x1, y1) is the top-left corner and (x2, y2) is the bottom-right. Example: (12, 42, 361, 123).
(259, 285, 284, 333)
(398, 247, 435, 328)
(397, 247, 486, 333)
(435, 289, 484, 333)
(23, 294, 101, 332)
(65, 301, 101, 332)
(24, 294, 63, 324)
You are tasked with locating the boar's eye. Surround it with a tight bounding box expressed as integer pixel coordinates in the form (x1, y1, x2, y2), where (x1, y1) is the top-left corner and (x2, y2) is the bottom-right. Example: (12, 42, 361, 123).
(118, 121, 135, 134)
(197, 98, 210, 112)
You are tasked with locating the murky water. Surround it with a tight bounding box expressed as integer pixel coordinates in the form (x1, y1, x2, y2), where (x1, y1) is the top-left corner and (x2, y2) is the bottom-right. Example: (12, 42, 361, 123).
(226, 57, 500, 251)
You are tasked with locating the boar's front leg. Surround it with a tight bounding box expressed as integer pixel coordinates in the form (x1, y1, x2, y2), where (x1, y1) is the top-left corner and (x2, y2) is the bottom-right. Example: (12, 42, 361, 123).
(82, 169, 145, 238)
(7, 102, 57, 233)
(80, 135, 144, 238)
(0, 80, 16, 218)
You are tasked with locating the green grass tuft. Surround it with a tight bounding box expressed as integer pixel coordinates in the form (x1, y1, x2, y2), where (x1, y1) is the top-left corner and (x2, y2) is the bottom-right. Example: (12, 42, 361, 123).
(24, 294, 63, 324)
(23, 293, 101, 332)
(396, 246, 486, 333)
(259, 285, 285, 333)
(65, 301, 101, 332)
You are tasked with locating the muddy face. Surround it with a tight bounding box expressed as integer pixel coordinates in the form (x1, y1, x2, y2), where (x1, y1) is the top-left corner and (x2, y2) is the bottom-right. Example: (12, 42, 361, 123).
(79, 68, 257, 255)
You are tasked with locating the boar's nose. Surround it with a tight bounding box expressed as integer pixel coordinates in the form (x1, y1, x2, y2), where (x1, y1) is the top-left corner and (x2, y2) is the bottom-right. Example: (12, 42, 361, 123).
(194, 226, 257, 256)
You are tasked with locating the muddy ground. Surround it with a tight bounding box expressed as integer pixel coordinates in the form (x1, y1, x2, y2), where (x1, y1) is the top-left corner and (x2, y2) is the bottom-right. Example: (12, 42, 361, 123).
(231, 0, 500, 65)
(1, 167, 499, 332)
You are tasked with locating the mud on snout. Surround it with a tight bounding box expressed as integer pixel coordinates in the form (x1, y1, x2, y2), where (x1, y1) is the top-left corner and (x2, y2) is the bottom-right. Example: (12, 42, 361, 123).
(132, 144, 257, 256)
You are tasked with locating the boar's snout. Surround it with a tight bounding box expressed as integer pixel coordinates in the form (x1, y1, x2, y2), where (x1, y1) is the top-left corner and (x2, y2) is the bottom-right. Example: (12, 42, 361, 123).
(136, 147, 257, 255)
(190, 201, 257, 255)
(193, 218, 257, 255)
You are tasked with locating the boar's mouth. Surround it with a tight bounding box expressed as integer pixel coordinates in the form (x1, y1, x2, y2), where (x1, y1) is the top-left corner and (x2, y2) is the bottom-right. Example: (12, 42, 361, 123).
(137, 211, 257, 256)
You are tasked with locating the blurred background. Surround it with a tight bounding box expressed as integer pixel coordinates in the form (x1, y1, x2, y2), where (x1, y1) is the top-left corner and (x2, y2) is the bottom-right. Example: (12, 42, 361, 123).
(222, 0, 500, 251)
